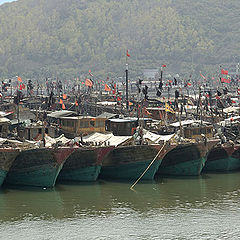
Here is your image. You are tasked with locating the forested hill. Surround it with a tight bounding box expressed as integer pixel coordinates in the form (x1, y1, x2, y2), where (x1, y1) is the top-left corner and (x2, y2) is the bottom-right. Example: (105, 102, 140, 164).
(0, 0, 239, 80)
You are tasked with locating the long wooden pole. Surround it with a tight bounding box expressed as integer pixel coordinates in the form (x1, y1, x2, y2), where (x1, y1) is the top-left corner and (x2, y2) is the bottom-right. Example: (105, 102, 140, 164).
(130, 134, 176, 190)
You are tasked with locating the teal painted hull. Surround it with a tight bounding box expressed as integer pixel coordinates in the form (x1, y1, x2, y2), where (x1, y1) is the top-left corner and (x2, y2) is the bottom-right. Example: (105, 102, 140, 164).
(0, 169, 7, 187)
(158, 157, 206, 176)
(58, 165, 101, 182)
(204, 157, 240, 172)
(6, 164, 64, 187)
(100, 160, 161, 180)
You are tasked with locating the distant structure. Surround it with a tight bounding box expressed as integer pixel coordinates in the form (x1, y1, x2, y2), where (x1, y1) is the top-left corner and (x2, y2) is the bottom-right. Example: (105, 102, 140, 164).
(143, 69, 159, 80)
(226, 63, 240, 78)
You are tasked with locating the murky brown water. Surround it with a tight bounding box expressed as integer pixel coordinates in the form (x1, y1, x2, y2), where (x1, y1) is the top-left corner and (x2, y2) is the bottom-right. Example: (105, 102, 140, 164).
(1, 172, 240, 239)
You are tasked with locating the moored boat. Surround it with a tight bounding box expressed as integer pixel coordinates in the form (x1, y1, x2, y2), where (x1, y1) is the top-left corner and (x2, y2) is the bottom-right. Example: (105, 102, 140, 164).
(204, 143, 240, 172)
(100, 144, 172, 180)
(58, 146, 114, 182)
(6, 147, 74, 187)
(0, 148, 19, 187)
(157, 139, 219, 176)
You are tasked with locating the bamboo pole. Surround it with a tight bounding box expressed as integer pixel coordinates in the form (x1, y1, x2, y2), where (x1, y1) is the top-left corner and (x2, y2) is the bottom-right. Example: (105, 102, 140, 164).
(130, 134, 176, 190)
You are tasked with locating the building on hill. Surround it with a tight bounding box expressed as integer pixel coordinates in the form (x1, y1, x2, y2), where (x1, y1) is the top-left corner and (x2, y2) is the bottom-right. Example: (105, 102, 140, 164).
(143, 69, 159, 80)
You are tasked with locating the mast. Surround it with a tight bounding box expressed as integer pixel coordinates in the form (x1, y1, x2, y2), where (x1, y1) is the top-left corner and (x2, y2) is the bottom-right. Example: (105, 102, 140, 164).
(126, 63, 129, 110)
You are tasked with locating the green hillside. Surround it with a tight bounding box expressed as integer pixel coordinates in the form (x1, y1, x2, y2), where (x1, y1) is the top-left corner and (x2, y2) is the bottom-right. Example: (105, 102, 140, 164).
(0, 0, 239, 80)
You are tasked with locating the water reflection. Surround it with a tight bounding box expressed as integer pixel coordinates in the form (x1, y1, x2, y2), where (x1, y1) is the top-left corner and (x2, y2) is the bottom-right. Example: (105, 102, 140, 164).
(0, 172, 240, 223)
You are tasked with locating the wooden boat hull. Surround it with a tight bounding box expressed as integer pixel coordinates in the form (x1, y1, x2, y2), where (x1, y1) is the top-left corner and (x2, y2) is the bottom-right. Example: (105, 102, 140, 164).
(58, 146, 113, 182)
(0, 149, 19, 187)
(100, 145, 164, 180)
(157, 140, 218, 176)
(6, 147, 74, 187)
(204, 144, 240, 172)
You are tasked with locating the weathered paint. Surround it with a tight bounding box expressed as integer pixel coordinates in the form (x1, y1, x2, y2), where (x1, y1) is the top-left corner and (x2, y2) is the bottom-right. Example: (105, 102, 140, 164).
(100, 145, 162, 180)
(6, 147, 74, 187)
(59, 165, 101, 182)
(204, 157, 240, 171)
(6, 163, 64, 187)
(0, 149, 19, 187)
(100, 159, 161, 180)
(157, 141, 218, 176)
(158, 157, 206, 176)
(204, 144, 240, 172)
(59, 146, 113, 182)
(0, 169, 7, 186)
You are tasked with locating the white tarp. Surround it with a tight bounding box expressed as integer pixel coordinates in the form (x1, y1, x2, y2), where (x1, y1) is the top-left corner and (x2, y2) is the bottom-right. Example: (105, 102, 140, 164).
(82, 132, 132, 147)
(44, 134, 72, 147)
(223, 106, 240, 114)
(142, 129, 174, 143)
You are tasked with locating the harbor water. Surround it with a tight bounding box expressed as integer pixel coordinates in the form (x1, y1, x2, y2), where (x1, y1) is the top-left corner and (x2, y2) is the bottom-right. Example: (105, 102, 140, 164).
(1, 172, 240, 239)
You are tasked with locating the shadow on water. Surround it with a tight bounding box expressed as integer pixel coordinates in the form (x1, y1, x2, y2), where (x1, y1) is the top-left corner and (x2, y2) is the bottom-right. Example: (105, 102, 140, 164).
(0, 172, 240, 223)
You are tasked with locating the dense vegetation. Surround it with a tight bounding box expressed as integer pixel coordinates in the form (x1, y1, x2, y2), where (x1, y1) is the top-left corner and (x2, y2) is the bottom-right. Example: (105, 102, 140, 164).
(0, 0, 239, 81)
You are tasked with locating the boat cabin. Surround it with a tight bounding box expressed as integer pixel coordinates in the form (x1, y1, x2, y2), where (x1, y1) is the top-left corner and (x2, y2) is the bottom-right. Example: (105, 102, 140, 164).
(183, 125, 214, 139)
(59, 116, 106, 138)
(19, 125, 57, 140)
(170, 120, 214, 139)
(0, 117, 10, 138)
(106, 118, 152, 136)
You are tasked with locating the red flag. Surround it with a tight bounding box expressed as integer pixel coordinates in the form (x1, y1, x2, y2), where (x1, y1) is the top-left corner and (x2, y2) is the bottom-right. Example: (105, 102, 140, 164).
(85, 78, 93, 87)
(112, 90, 116, 94)
(19, 84, 25, 90)
(232, 100, 236, 103)
(17, 76, 22, 82)
(200, 73, 206, 79)
(59, 99, 63, 104)
(89, 69, 93, 77)
(126, 49, 130, 57)
(63, 94, 67, 100)
(187, 82, 192, 86)
(221, 78, 231, 83)
(162, 64, 166, 68)
(117, 96, 121, 101)
(104, 84, 111, 91)
(75, 100, 79, 106)
(221, 69, 228, 75)
(62, 103, 66, 110)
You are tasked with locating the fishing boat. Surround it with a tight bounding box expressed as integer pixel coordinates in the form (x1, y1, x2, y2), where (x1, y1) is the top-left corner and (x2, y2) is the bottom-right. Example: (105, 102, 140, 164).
(204, 143, 240, 172)
(6, 147, 74, 187)
(156, 121, 220, 176)
(58, 146, 114, 182)
(0, 148, 19, 187)
(157, 139, 219, 176)
(100, 144, 172, 180)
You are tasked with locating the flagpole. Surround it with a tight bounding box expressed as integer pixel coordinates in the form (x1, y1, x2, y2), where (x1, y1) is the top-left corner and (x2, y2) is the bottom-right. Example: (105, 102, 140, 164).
(126, 62, 129, 110)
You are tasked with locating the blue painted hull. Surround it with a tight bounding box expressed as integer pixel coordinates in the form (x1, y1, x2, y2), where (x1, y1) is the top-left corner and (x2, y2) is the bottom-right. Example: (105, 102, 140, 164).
(6, 163, 64, 187)
(59, 165, 101, 182)
(0, 169, 7, 187)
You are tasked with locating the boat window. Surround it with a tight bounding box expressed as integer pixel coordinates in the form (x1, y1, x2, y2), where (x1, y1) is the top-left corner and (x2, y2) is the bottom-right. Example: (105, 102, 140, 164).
(193, 129, 199, 135)
(90, 120, 95, 127)
(38, 128, 42, 134)
(80, 121, 89, 128)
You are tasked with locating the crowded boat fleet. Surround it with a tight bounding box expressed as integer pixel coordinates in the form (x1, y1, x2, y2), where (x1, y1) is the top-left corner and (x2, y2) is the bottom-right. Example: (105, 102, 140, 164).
(0, 65, 240, 189)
